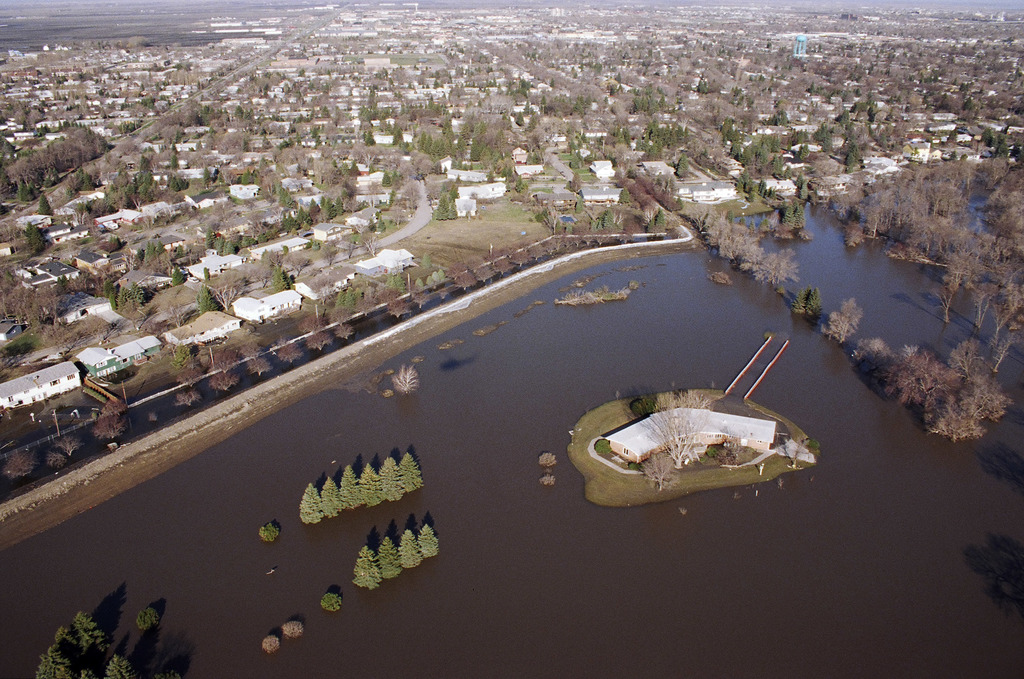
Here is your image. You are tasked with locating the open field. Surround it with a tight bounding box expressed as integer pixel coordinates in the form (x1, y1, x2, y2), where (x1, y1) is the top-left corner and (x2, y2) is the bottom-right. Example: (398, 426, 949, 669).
(402, 203, 549, 268)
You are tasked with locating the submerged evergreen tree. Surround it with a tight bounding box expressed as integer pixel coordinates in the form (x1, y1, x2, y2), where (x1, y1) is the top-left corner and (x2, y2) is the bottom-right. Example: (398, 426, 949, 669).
(791, 287, 822, 319)
(377, 536, 403, 579)
(299, 483, 324, 524)
(103, 654, 136, 679)
(417, 524, 439, 559)
(352, 546, 382, 589)
(359, 465, 383, 507)
(379, 457, 404, 502)
(320, 477, 342, 518)
(338, 464, 363, 509)
(398, 453, 423, 493)
(398, 528, 423, 569)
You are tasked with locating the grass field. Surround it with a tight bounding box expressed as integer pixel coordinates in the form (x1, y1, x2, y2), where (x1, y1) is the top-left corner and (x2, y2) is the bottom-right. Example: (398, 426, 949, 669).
(401, 202, 549, 268)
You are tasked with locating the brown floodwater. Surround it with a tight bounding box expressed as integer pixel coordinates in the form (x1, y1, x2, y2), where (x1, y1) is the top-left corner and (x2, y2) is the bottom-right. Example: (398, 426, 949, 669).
(2, 207, 1023, 678)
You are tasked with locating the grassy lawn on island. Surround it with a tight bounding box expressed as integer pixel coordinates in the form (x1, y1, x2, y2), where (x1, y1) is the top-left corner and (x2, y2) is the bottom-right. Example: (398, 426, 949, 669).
(402, 203, 549, 269)
(567, 392, 815, 508)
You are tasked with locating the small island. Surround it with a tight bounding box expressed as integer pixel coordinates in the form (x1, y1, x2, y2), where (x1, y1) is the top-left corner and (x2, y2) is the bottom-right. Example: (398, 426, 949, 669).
(567, 389, 818, 507)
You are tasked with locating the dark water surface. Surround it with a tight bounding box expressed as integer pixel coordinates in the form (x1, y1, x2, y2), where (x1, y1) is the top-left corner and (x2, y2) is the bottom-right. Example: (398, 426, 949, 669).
(2, 208, 1023, 677)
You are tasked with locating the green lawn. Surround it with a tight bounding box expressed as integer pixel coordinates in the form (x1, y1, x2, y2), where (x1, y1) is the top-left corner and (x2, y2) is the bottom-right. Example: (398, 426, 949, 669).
(567, 393, 815, 507)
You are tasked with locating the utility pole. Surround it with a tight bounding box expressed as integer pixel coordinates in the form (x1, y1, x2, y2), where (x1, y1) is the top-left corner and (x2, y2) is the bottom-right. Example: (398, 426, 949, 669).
(53, 409, 61, 437)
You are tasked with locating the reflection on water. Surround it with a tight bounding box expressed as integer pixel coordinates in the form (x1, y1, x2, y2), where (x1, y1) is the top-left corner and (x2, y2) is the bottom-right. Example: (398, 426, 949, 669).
(1, 207, 1023, 678)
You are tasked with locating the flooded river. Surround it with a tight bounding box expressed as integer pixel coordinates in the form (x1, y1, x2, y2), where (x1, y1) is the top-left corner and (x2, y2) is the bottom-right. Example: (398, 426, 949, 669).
(2, 207, 1023, 677)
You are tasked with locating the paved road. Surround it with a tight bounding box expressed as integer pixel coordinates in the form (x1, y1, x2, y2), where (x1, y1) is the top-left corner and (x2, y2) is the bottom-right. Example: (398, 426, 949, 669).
(380, 180, 430, 248)
(544, 147, 574, 181)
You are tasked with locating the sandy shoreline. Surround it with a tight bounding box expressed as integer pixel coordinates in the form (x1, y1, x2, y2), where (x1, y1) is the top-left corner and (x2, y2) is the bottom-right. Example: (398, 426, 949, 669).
(0, 239, 695, 551)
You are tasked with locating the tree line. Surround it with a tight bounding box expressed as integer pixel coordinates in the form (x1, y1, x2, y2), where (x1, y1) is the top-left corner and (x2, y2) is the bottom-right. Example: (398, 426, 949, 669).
(352, 520, 440, 590)
(299, 452, 423, 524)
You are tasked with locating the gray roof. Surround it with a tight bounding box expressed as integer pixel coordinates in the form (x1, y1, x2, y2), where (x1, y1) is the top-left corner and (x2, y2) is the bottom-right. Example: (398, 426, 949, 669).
(605, 407, 777, 458)
(0, 361, 79, 400)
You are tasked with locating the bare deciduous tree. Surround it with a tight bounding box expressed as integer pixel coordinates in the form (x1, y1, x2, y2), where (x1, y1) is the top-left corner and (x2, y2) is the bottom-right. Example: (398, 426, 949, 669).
(823, 298, 863, 344)
(2, 449, 37, 480)
(209, 273, 247, 310)
(209, 369, 240, 393)
(174, 388, 202, 407)
(276, 342, 302, 365)
(391, 364, 420, 395)
(52, 435, 82, 458)
(652, 392, 710, 468)
(641, 452, 674, 491)
(247, 355, 272, 377)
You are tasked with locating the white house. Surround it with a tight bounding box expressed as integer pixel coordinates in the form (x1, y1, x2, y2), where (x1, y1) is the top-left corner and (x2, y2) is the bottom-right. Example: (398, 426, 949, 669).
(590, 160, 615, 180)
(603, 407, 777, 464)
(281, 177, 315, 193)
(229, 184, 260, 200)
(185, 191, 229, 210)
(639, 161, 675, 177)
(677, 181, 737, 203)
(447, 169, 489, 183)
(356, 171, 385, 189)
(455, 197, 477, 217)
(0, 361, 81, 409)
(232, 290, 302, 322)
(764, 179, 797, 197)
(295, 194, 324, 209)
(579, 186, 621, 204)
(0, 321, 26, 341)
(345, 207, 379, 229)
(354, 248, 414, 276)
(164, 311, 242, 345)
(186, 252, 246, 279)
(863, 156, 902, 178)
(457, 182, 506, 200)
(515, 164, 545, 177)
(94, 209, 143, 229)
(294, 267, 356, 300)
(439, 156, 454, 173)
(247, 236, 309, 260)
(57, 293, 113, 324)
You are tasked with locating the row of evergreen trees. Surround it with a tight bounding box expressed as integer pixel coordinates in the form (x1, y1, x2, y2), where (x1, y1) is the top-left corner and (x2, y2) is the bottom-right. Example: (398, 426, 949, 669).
(299, 453, 423, 524)
(352, 523, 439, 590)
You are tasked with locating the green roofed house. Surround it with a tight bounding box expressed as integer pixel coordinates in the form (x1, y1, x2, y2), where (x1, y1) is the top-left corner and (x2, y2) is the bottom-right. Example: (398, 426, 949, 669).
(75, 336, 162, 377)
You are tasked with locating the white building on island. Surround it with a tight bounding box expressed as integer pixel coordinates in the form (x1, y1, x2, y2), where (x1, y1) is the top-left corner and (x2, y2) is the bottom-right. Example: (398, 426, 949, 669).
(603, 407, 777, 463)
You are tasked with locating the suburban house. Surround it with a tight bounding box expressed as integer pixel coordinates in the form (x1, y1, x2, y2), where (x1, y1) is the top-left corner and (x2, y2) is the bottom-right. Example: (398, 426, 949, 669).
(603, 407, 778, 464)
(281, 177, 315, 193)
(457, 182, 506, 200)
(229, 184, 260, 200)
(232, 290, 302, 322)
(76, 335, 161, 377)
(94, 208, 144, 229)
(17, 261, 81, 287)
(811, 174, 853, 197)
(862, 156, 902, 179)
(247, 236, 309, 259)
(579, 186, 621, 204)
(295, 194, 324, 209)
(164, 311, 242, 346)
(512, 147, 529, 164)
(55, 191, 105, 217)
(117, 270, 173, 290)
(354, 248, 414, 276)
(57, 293, 114, 324)
(186, 252, 246, 279)
(0, 361, 82, 409)
(44, 224, 90, 244)
(295, 267, 356, 300)
(312, 223, 353, 242)
(185, 190, 229, 210)
(439, 156, 454, 173)
(0, 321, 26, 341)
(455, 197, 477, 217)
(0, 242, 14, 257)
(677, 181, 738, 203)
(639, 161, 675, 177)
(533, 189, 577, 208)
(764, 179, 797, 197)
(903, 141, 941, 163)
(345, 207, 379, 229)
(590, 160, 615, 180)
(447, 168, 489, 183)
(515, 164, 545, 177)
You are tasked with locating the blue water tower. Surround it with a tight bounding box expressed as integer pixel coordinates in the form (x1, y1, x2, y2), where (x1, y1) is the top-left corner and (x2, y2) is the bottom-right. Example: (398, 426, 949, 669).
(793, 35, 808, 58)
